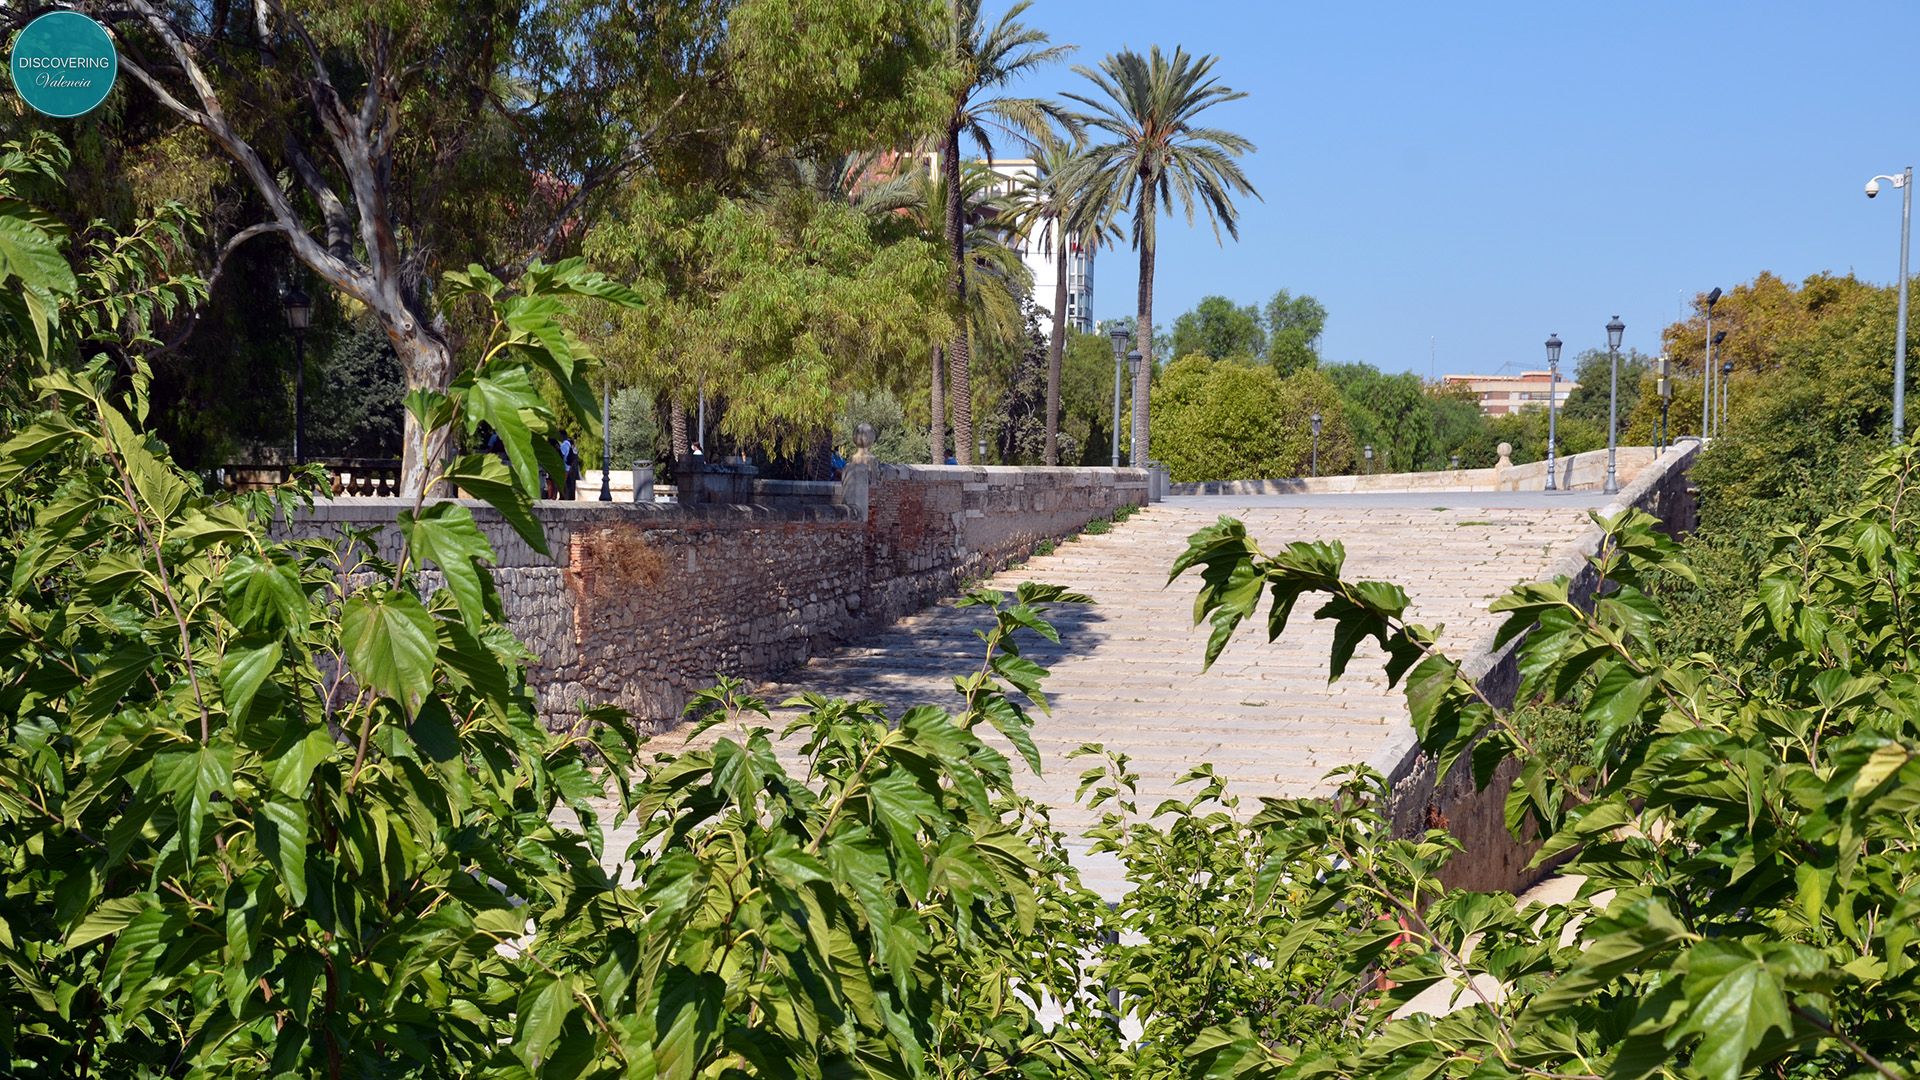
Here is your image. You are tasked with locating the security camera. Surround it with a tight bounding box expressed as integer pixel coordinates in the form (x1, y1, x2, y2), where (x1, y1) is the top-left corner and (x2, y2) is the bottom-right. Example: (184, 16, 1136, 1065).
(1867, 179, 1882, 199)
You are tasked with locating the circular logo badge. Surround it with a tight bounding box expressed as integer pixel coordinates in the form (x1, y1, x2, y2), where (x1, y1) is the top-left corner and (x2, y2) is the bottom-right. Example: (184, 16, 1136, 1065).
(10, 12, 118, 119)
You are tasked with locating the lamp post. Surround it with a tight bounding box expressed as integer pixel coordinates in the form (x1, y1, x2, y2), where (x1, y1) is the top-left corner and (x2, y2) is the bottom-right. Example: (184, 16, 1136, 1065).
(1108, 326, 1130, 467)
(282, 286, 312, 466)
(1701, 287, 1721, 439)
(1544, 333, 1562, 491)
(1720, 359, 1733, 432)
(1866, 167, 1911, 444)
(598, 386, 613, 501)
(1708, 331, 1727, 435)
(1604, 315, 1624, 495)
(1363, 444, 1373, 474)
(1126, 351, 1142, 465)
(1656, 354, 1671, 452)
(1310, 412, 1322, 477)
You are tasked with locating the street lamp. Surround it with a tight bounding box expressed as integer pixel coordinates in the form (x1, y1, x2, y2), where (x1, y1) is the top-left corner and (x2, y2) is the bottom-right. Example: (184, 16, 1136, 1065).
(1656, 355, 1671, 452)
(1126, 351, 1142, 465)
(1544, 333, 1562, 491)
(1604, 315, 1624, 495)
(598, 385, 613, 501)
(1708, 331, 1727, 435)
(1701, 287, 1721, 439)
(1108, 326, 1130, 466)
(282, 285, 312, 466)
(1720, 359, 1734, 432)
(1866, 167, 1912, 444)
(1310, 412, 1322, 477)
(1363, 444, 1374, 474)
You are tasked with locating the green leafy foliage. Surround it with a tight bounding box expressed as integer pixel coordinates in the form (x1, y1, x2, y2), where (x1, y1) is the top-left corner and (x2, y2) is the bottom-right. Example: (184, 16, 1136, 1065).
(1164, 450, 1920, 1077)
(1150, 355, 1354, 481)
(0, 257, 1123, 1077)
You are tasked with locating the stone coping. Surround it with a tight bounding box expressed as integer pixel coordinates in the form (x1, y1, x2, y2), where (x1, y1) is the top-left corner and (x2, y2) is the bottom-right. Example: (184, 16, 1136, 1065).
(285, 496, 861, 525)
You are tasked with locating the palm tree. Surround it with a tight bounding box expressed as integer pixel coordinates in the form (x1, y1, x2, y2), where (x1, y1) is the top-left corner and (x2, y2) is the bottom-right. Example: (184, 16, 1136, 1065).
(888, 163, 1034, 462)
(938, 0, 1073, 464)
(1005, 143, 1116, 465)
(1068, 46, 1258, 466)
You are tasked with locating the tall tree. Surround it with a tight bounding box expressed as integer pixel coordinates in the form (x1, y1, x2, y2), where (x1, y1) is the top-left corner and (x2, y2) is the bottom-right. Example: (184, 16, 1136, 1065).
(888, 163, 1031, 461)
(1069, 46, 1258, 467)
(1265, 288, 1327, 375)
(1004, 142, 1112, 464)
(1168, 294, 1265, 361)
(89, 0, 947, 496)
(937, 0, 1071, 464)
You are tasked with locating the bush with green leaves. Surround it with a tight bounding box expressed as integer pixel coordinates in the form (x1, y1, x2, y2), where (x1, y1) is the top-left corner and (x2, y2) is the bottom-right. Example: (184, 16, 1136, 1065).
(0, 165, 1118, 1075)
(1166, 453, 1920, 1077)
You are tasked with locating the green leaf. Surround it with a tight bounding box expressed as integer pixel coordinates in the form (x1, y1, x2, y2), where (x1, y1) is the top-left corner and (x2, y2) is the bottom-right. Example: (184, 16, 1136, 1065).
(66, 895, 150, 951)
(653, 970, 725, 1080)
(340, 591, 438, 704)
(445, 453, 548, 556)
(270, 728, 339, 797)
(1679, 941, 1793, 1080)
(256, 799, 309, 906)
(515, 973, 573, 1070)
(457, 364, 547, 500)
(223, 553, 307, 632)
(219, 639, 282, 725)
(152, 745, 232, 857)
(398, 502, 497, 626)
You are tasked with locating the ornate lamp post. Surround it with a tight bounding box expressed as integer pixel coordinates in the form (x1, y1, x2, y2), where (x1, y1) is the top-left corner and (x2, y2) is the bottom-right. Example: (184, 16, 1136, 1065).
(282, 286, 312, 466)
(1108, 326, 1130, 467)
(598, 385, 613, 501)
(1656, 354, 1671, 452)
(1604, 315, 1624, 495)
(1720, 330, 1735, 430)
(1544, 333, 1562, 491)
(1866, 168, 1911, 444)
(1720, 359, 1734, 431)
(1310, 412, 1322, 477)
(1126, 351, 1142, 465)
(1701, 287, 1721, 439)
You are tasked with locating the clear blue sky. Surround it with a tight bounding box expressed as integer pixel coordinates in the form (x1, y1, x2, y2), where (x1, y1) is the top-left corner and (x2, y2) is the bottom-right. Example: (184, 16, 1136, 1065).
(997, 1, 1920, 376)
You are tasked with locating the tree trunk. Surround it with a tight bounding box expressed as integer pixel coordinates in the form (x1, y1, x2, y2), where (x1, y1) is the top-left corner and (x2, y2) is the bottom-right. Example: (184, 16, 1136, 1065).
(930, 342, 946, 463)
(670, 396, 690, 464)
(1133, 187, 1157, 468)
(389, 317, 456, 497)
(942, 125, 973, 466)
(1044, 227, 1068, 466)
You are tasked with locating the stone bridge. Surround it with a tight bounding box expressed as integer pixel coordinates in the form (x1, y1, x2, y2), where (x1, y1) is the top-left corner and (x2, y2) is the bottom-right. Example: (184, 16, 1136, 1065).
(689, 442, 1701, 896)
(291, 443, 1700, 895)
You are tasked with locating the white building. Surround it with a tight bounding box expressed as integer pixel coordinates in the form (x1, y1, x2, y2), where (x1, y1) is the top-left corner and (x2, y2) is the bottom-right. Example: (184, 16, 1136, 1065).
(980, 159, 1096, 338)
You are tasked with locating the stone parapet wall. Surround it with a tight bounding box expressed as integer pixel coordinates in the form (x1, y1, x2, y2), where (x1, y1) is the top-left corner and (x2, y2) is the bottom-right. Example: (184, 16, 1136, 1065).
(1170, 446, 1662, 496)
(863, 465, 1150, 627)
(1375, 438, 1703, 893)
(279, 466, 1147, 727)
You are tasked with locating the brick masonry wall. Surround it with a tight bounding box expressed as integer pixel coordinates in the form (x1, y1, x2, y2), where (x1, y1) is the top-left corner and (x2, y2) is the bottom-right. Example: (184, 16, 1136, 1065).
(278, 467, 1147, 729)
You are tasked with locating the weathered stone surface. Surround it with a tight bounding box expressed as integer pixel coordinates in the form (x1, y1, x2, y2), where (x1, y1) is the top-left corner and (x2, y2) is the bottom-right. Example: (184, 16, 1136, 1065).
(277, 467, 1148, 725)
(663, 446, 1700, 900)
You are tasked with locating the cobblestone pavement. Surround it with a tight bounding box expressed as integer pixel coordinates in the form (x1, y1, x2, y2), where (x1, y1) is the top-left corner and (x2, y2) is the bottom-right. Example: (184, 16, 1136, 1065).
(603, 491, 1610, 896)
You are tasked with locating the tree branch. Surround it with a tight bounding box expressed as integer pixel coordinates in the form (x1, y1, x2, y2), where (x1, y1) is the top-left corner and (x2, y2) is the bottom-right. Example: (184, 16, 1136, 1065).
(97, 0, 373, 303)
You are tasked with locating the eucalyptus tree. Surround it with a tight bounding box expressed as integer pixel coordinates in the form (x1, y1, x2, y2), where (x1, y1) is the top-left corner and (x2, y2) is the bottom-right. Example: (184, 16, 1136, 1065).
(84, 0, 948, 496)
(1068, 45, 1258, 466)
(1004, 143, 1114, 465)
(936, 0, 1073, 464)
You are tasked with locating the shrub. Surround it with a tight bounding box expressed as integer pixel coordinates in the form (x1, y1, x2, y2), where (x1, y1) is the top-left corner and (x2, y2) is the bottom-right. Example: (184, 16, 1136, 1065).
(1168, 454, 1920, 1076)
(1150, 355, 1354, 482)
